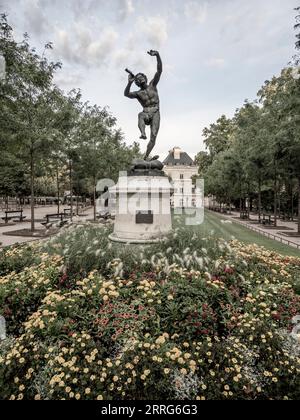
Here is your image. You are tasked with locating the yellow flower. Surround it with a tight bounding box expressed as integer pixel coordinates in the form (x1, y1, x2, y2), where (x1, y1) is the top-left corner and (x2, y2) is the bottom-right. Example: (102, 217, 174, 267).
(75, 393, 81, 400)
(164, 369, 170, 375)
(113, 376, 119, 382)
(97, 395, 104, 400)
(85, 388, 91, 395)
(155, 336, 166, 345)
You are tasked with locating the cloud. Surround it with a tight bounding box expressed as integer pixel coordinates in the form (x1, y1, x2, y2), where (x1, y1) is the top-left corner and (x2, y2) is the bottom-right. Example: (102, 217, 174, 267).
(113, 48, 132, 68)
(22, 0, 50, 35)
(184, 1, 208, 24)
(205, 58, 226, 68)
(54, 24, 119, 67)
(118, 0, 135, 21)
(137, 16, 168, 48)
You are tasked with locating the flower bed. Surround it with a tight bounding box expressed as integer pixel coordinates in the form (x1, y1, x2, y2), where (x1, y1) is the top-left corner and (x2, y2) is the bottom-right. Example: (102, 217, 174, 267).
(0, 225, 300, 400)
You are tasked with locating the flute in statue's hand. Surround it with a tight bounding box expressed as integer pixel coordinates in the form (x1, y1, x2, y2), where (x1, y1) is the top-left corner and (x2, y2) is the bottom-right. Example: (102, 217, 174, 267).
(125, 68, 135, 83)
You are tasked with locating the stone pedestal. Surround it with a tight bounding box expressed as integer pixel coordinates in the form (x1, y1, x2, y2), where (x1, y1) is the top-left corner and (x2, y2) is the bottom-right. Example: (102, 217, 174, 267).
(109, 174, 173, 244)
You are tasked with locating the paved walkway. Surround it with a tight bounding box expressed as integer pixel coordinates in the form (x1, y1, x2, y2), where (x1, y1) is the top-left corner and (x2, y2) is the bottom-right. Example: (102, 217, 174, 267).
(219, 211, 300, 249)
(0, 206, 94, 248)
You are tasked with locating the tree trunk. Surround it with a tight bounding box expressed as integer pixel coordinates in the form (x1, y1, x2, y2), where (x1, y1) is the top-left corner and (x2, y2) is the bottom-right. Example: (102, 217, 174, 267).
(298, 177, 300, 234)
(274, 168, 277, 228)
(291, 188, 294, 222)
(239, 180, 243, 216)
(30, 151, 35, 232)
(278, 181, 281, 220)
(93, 176, 97, 222)
(69, 160, 73, 222)
(258, 175, 262, 223)
(56, 167, 60, 215)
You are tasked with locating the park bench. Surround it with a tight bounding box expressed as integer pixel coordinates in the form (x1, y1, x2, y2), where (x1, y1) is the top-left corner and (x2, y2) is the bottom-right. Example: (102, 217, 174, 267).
(240, 211, 249, 220)
(63, 208, 76, 216)
(1, 210, 26, 224)
(261, 214, 276, 226)
(220, 208, 228, 214)
(41, 213, 69, 227)
(279, 213, 293, 222)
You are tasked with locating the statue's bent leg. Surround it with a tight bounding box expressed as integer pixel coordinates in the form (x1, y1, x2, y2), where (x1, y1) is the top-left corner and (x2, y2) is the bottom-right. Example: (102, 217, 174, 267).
(138, 112, 147, 139)
(144, 112, 160, 160)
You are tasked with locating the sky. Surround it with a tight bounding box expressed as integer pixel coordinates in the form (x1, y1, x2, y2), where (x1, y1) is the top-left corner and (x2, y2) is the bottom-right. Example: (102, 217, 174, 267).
(0, 0, 298, 159)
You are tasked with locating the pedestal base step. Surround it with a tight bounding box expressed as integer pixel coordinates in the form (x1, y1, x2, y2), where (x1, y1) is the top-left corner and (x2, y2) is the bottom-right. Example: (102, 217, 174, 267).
(109, 233, 164, 245)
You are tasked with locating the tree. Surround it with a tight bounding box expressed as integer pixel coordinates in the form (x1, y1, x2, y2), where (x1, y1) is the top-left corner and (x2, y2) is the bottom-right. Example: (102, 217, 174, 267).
(77, 104, 140, 221)
(233, 103, 270, 221)
(203, 115, 234, 159)
(0, 15, 63, 231)
(195, 151, 212, 177)
(0, 152, 28, 208)
(295, 6, 300, 55)
(258, 68, 300, 232)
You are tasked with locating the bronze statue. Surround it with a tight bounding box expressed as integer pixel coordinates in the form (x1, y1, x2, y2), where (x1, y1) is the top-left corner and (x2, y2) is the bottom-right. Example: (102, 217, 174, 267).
(124, 50, 162, 161)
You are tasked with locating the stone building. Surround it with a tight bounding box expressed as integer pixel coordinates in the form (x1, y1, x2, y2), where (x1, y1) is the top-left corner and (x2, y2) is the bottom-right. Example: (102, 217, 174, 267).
(163, 147, 200, 208)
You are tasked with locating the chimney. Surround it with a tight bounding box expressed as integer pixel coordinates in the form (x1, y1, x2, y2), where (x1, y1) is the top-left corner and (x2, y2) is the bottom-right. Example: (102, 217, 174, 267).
(173, 147, 181, 160)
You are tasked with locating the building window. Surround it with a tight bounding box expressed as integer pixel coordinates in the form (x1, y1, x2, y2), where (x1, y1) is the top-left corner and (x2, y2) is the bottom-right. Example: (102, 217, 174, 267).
(180, 174, 184, 180)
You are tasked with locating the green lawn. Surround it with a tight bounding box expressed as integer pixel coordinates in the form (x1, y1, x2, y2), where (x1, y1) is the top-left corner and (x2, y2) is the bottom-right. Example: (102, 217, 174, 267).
(175, 210, 300, 258)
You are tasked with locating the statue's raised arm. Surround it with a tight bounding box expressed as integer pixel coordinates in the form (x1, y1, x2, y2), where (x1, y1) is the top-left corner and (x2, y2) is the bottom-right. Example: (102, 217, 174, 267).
(148, 50, 162, 87)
